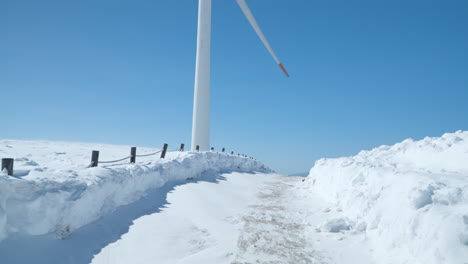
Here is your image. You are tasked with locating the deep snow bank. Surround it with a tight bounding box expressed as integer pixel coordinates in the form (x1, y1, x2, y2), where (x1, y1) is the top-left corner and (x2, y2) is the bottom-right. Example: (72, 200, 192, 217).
(304, 131, 468, 263)
(0, 140, 271, 242)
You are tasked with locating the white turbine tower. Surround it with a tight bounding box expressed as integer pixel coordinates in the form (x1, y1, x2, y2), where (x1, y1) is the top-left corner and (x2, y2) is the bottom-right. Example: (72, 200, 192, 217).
(191, 0, 289, 151)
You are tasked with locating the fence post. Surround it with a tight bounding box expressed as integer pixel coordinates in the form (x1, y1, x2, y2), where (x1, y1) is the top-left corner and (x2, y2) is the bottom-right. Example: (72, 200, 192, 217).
(130, 147, 136, 163)
(196, 145, 200, 152)
(180, 144, 184, 151)
(1, 158, 14, 176)
(91, 151, 99, 167)
(161, 144, 168, 159)
(222, 148, 225, 153)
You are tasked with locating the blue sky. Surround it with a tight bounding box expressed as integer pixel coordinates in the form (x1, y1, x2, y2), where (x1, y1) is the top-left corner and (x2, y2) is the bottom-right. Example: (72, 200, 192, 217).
(2, 0, 467, 174)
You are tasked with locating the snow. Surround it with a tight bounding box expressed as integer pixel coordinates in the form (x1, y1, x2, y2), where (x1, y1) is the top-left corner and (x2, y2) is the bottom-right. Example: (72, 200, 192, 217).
(91, 173, 373, 264)
(1, 131, 467, 264)
(0, 152, 372, 264)
(303, 131, 468, 264)
(320, 217, 352, 233)
(91, 172, 271, 264)
(0, 140, 271, 243)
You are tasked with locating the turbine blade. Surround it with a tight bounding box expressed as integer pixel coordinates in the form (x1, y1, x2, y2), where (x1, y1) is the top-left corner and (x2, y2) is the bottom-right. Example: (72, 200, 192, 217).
(236, 0, 289, 77)
(279, 63, 289, 77)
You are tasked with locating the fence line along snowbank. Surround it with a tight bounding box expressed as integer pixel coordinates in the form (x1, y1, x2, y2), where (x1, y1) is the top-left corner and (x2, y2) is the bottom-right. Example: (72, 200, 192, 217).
(0, 145, 272, 242)
(303, 130, 468, 264)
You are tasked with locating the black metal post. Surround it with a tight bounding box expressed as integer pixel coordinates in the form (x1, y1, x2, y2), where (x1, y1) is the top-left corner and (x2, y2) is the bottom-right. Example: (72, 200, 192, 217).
(91, 151, 99, 167)
(196, 145, 200, 152)
(161, 144, 168, 159)
(180, 144, 184, 151)
(222, 148, 225, 153)
(1, 158, 14, 176)
(130, 147, 136, 163)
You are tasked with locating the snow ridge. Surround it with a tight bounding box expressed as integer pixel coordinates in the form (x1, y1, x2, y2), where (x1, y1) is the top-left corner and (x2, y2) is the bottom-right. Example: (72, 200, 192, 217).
(305, 131, 468, 263)
(0, 142, 272, 242)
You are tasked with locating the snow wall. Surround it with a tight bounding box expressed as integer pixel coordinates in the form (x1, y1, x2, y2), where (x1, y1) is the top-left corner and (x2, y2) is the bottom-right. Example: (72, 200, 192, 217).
(305, 131, 468, 263)
(0, 151, 272, 242)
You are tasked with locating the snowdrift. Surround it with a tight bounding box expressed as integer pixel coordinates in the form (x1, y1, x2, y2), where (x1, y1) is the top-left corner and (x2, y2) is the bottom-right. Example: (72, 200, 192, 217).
(0, 140, 271, 242)
(305, 131, 468, 263)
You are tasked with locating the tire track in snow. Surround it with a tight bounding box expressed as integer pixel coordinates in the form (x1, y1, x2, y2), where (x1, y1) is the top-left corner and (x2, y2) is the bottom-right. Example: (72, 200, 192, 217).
(232, 175, 330, 264)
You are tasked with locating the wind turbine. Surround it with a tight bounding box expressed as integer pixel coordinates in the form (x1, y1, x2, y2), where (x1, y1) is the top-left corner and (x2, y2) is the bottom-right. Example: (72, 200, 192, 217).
(191, 0, 289, 151)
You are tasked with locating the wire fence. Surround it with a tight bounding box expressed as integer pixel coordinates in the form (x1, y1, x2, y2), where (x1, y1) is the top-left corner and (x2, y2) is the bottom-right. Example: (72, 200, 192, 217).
(1, 143, 256, 176)
(97, 156, 133, 164)
(87, 143, 255, 168)
(135, 150, 162, 157)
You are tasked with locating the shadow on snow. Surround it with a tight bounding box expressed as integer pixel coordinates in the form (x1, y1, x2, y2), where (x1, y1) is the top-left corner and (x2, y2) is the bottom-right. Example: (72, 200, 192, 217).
(0, 169, 240, 264)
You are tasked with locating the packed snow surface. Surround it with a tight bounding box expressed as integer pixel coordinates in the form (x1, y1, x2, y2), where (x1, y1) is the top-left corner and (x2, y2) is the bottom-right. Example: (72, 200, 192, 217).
(304, 131, 468, 263)
(0, 140, 271, 243)
(91, 173, 372, 264)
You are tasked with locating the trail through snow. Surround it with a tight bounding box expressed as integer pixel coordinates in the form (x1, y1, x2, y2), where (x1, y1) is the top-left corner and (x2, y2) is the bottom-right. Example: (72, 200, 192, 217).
(232, 175, 323, 263)
(92, 173, 374, 264)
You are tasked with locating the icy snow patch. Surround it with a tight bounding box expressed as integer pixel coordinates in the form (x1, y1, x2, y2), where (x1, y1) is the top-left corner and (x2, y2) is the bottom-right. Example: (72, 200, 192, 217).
(320, 217, 353, 233)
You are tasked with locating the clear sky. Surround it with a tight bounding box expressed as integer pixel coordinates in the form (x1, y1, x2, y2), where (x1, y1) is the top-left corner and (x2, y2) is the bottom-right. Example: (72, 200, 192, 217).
(2, 0, 468, 174)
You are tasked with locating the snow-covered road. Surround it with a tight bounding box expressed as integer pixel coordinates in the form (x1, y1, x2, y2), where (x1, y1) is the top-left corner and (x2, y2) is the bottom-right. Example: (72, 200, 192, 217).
(91, 173, 373, 264)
